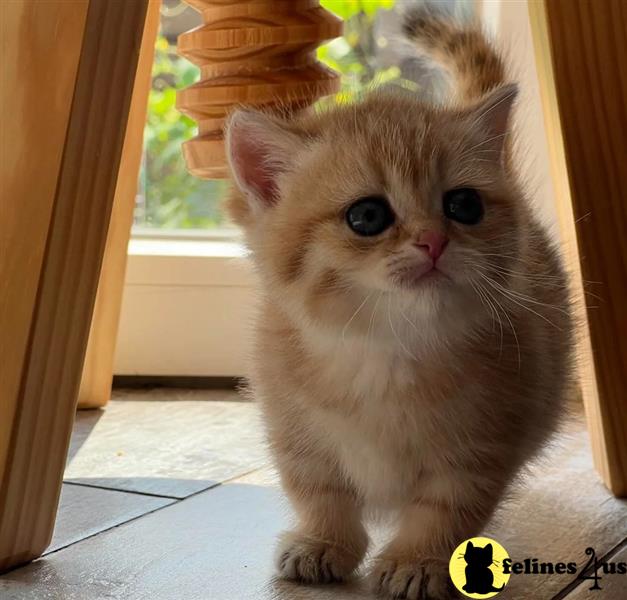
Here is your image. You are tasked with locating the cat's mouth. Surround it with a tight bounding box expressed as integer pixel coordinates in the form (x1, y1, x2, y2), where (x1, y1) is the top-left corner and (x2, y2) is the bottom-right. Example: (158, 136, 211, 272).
(391, 264, 450, 289)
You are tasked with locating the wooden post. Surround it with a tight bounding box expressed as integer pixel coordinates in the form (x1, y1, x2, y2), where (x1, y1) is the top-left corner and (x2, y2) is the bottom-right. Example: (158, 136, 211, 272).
(176, 0, 343, 179)
(0, 0, 149, 571)
(529, 0, 627, 496)
(78, 0, 161, 409)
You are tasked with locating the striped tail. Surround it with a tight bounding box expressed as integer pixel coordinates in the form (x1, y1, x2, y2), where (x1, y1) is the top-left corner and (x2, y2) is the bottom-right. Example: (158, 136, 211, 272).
(403, 6, 507, 104)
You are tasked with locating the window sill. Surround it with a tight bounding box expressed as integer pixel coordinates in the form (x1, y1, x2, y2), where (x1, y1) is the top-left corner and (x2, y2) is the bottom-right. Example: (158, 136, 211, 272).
(115, 237, 256, 377)
(126, 237, 254, 287)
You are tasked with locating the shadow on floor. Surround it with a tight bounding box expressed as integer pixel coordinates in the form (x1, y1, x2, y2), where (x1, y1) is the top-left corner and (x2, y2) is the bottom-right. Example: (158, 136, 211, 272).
(65, 409, 103, 465)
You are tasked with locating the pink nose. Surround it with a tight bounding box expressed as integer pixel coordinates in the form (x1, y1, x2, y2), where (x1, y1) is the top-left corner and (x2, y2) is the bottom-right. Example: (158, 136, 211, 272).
(415, 231, 449, 261)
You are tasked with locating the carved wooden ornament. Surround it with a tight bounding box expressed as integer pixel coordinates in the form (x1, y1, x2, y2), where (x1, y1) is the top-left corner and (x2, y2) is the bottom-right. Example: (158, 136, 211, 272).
(177, 0, 343, 179)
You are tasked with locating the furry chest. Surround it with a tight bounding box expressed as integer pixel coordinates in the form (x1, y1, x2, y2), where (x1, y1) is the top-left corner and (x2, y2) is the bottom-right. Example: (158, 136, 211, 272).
(314, 404, 424, 507)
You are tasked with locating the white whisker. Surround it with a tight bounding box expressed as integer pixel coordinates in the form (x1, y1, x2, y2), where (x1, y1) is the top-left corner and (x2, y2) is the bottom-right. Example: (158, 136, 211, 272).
(387, 295, 418, 362)
(478, 272, 562, 331)
(342, 291, 373, 344)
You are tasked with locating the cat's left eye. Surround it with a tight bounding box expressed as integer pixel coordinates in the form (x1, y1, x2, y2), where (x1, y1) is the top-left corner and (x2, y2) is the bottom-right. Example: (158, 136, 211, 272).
(443, 188, 484, 225)
(345, 196, 395, 237)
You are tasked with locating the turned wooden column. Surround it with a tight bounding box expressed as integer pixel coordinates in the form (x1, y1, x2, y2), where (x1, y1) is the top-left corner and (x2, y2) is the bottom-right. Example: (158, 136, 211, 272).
(177, 0, 343, 179)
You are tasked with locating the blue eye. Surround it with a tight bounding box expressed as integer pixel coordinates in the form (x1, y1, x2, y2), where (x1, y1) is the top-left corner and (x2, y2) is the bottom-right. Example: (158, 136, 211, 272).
(443, 188, 484, 225)
(346, 196, 395, 236)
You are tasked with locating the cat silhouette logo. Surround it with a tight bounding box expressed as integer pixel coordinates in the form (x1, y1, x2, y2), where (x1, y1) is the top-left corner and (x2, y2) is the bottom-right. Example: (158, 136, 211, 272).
(449, 537, 511, 598)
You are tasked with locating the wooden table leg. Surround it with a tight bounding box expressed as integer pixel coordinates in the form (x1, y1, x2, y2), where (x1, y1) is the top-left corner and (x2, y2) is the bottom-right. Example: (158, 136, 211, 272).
(78, 0, 161, 410)
(529, 0, 627, 497)
(0, 0, 149, 571)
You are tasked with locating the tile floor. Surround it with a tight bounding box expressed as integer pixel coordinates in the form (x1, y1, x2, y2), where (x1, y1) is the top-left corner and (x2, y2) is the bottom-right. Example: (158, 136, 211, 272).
(0, 389, 625, 599)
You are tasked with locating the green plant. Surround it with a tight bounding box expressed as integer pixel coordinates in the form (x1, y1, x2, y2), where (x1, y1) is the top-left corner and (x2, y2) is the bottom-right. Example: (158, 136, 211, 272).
(319, 0, 398, 100)
(138, 35, 228, 229)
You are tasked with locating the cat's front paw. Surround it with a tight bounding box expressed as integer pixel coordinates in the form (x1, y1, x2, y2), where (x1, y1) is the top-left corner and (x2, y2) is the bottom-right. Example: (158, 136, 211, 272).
(276, 531, 363, 584)
(370, 557, 452, 599)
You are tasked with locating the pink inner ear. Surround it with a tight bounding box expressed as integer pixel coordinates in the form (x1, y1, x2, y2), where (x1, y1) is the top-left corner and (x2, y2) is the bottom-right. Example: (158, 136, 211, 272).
(232, 133, 279, 205)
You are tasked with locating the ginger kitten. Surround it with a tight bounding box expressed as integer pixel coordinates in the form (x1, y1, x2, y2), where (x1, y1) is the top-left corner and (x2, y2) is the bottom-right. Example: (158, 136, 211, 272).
(225, 9, 574, 600)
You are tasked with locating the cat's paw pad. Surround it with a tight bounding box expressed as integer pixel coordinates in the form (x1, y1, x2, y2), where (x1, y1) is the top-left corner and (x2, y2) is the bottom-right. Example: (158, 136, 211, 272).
(276, 531, 362, 584)
(370, 558, 451, 600)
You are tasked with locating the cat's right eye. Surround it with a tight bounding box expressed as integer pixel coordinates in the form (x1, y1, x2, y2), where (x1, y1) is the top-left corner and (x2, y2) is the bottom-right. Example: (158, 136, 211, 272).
(345, 196, 395, 237)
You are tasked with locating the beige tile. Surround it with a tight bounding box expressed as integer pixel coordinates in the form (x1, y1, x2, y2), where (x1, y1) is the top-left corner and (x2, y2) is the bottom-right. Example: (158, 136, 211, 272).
(65, 399, 268, 498)
(565, 544, 627, 599)
(48, 483, 173, 554)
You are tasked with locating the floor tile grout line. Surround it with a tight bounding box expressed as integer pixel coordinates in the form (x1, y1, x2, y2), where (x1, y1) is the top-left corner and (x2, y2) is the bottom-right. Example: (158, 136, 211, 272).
(550, 536, 627, 599)
(38, 500, 180, 562)
(191, 466, 269, 492)
(60, 462, 270, 504)
(31, 466, 270, 565)
(62, 479, 182, 500)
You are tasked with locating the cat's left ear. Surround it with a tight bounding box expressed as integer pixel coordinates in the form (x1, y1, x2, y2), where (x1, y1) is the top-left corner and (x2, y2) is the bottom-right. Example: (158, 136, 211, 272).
(462, 83, 518, 157)
(226, 109, 304, 210)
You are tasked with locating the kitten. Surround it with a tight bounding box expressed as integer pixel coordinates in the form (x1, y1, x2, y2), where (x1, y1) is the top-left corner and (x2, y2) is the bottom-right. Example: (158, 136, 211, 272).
(225, 8, 574, 600)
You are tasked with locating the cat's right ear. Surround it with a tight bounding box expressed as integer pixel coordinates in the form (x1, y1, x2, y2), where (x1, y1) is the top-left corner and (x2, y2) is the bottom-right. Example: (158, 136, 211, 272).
(466, 541, 474, 550)
(226, 110, 303, 210)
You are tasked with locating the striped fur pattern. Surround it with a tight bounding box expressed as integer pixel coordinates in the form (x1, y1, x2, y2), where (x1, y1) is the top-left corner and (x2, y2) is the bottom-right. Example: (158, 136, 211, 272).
(225, 7, 574, 600)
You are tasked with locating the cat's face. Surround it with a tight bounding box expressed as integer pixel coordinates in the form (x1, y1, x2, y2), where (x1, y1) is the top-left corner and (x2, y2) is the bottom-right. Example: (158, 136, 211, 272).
(226, 87, 522, 341)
